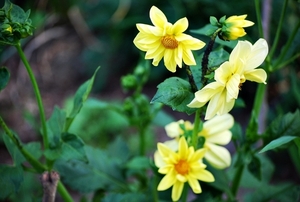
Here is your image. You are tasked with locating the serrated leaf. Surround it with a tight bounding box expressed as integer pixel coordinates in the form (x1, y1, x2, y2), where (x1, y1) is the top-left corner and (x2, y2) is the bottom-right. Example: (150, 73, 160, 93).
(55, 145, 127, 193)
(68, 66, 100, 119)
(0, 165, 23, 199)
(0, 67, 10, 91)
(190, 24, 218, 36)
(151, 77, 196, 115)
(3, 0, 29, 23)
(208, 49, 229, 68)
(265, 110, 300, 142)
(259, 136, 298, 153)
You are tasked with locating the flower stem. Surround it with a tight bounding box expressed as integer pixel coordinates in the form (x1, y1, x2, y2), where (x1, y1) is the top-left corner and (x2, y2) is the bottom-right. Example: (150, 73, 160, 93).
(201, 33, 217, 87)
(192, 109, 201, 149)
(57, 181, 74, 202)
(185, 64, 198, 92)
(252, 84, 266, 120)
(268, 0, 288, 60)
(181, 184, 188, 202)
(0, 116, 46, 172)
(254, 0, 264, 38)
(139, 125, 146, 156)
(231, 163, 244, 197)
(14, 43, 49, 153)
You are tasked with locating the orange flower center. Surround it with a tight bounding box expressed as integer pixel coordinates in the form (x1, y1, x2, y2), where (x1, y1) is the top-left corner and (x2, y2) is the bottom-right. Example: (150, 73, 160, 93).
(161, 36, 178, 49)
(175, 160, 189, 175)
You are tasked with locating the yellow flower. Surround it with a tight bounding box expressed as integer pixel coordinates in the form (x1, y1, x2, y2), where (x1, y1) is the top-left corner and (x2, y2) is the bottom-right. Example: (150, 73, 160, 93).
(199, 114, 233, 169)
(188, 38, 268, 119)
(160, 114, 233, 169)
(133, 6, 205, 72)
(156, 137, 214, 201)
(220, 15, 254, 40)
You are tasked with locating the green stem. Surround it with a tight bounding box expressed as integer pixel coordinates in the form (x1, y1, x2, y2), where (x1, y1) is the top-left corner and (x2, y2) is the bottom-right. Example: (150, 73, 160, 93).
(139, 125, 146, 156)
(231, 164, 244, 197)
(181, 184, 188, 202)
(57, 181, 74, 202)
(0, 116, 46, 172)
(252, 84, 266, 120)
(185, 64, 198, 92)
(14, 43, 48, 151)
(268, 0, 288, 60)
(192, 109, 201, 149)
(201, 33, 217, 87)
(254, 0, 264, 38)
(273, 19, 300, 70)
(153, 175, 159, 202)
(275, 52, 300, 71)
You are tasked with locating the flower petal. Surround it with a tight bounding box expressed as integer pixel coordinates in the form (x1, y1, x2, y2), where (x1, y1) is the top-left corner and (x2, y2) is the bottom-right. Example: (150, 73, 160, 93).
(149, 6, 168, 29)
(243, 38, 268, 71)
(205, 143, 231, 169)
(157, 170, 177, 191)
(245, 69, 267, 84)
(172, 17, 188, 35)
(172, 180, 184, 201)
(187, 176, 202, 193)
(165, 120, 183, 138)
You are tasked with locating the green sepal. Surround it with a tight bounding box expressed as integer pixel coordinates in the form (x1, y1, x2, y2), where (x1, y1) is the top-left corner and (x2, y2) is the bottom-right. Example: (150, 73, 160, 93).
(190, 24, 219, 37)
(151, 77, 196, 115)
(209, 16, 219, 26)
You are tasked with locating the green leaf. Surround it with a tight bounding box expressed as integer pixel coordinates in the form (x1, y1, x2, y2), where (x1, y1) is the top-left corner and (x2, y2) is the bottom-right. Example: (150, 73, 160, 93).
(3, 134, 42, 165)
(151, 77, 196, 115)
(259, 136, 298, 153)
(3, 0, 29, 24)
(190, 24, 218, 36)
(247, 155, 261, 181)
(46, 106, 66, 148)
(209, 16, 218, 26)
(265, 110, 300, 143)
(44, 133, 87, 162)
(68, 66, 100, 119)
(0, 165, 23, 199)
(126, 156, 151, 170)
(55, 145, 127, 193)
(0, 67, 10, 91)
(107, 136, 130, 164)
(207, 48, 229, 68)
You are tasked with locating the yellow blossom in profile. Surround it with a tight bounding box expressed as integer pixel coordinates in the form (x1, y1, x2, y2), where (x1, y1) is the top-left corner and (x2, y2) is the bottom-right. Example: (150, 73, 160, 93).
(155, 137, 214, 201)
(188, 38, 268, 120)
(220, 15, 254, 40)
(133, 6, 205, 72)
(157, 114, 233, 169)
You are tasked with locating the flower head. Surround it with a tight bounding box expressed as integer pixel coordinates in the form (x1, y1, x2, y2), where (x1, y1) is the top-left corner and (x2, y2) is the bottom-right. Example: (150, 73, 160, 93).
(133, 6, 205, 72)
(220, 14, 254, 40)
(155, 137, 214, 201)
(188, 38, 268, 119)
(160, 114, 233, 169)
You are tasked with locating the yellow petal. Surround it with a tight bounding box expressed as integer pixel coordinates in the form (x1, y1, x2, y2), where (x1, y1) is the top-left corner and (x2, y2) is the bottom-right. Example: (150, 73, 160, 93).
(244, 69, 267, 84)
(205, 143, 231, 169)
(243, 38, 269, 72)
(178, 137, 189, 159)
(157, 170, 177, 191)
(164, 49, 177, 72)
(165, 120, 183, 138)
(172, 180, 184, 201)
(182, 48, 196, 65)
(158, 142, 176, 158)
(154, 150, 165, 168)
(187, 176, 202, 193)
(172, 17, 188, 35)
(187, 97, 206, 108)
(192, 169, 215, 182)
(149, 6, 168, 29)
(226, 73, 240, 101)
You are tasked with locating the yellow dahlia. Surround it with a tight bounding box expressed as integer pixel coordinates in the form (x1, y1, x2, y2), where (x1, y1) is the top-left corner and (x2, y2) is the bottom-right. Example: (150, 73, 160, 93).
(133, 6, 205, 72)
(155, 137, 214, 201)
(188, 38, 268, 119)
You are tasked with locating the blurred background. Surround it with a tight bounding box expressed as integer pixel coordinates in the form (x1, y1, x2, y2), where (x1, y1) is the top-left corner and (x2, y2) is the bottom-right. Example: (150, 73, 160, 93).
(0, 0, 299, 200)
